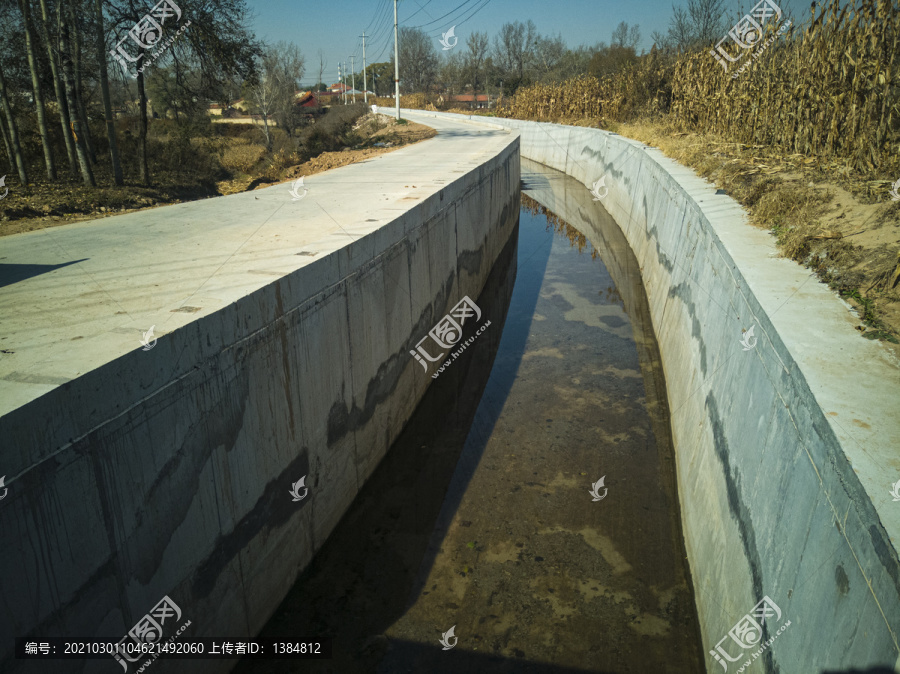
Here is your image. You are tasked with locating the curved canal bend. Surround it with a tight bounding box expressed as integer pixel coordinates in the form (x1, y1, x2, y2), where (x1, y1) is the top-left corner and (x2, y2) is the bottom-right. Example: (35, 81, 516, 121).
(236, 159, 704, 674)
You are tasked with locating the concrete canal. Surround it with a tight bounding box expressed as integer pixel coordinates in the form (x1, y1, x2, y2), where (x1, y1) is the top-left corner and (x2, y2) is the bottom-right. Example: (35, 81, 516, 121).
(236, 158, 703, 674)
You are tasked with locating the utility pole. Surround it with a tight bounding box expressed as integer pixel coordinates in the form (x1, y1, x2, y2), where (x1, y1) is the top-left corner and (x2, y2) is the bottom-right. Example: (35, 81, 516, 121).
(338, 63, 343, 104)
(350, 55, 356, 103)
(393, 0, 400, 119)
(360, 32, 368, 103)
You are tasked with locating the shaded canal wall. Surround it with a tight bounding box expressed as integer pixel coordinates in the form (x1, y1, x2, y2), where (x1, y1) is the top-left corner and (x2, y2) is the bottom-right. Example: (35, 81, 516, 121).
(409, 111, 900, 672)
(0, 136, 519, 672)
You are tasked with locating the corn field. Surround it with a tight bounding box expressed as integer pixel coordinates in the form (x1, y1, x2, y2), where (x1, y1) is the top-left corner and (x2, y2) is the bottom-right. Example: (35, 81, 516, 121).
(498, 0, 899, 173)
(370, 94, 430, 110)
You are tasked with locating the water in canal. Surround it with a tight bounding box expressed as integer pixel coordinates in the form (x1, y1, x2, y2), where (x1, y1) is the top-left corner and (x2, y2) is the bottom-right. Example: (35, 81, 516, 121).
(236, 159, 703, 673)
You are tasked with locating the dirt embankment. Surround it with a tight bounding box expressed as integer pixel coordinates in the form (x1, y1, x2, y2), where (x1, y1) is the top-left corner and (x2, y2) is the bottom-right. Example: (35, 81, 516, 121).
(0, 112, 435, 238)
(218, 113, 436, 194)
(604, 118, 900, 346)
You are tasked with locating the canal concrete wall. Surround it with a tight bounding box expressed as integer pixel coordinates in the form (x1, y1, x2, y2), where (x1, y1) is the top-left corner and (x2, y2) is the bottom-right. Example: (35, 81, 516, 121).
(0, 131, 519, 672)
(406, 111, 900, 673)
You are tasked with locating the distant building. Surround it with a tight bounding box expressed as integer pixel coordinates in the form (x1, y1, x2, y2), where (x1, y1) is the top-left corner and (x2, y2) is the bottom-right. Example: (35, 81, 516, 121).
(443, 94, 492, 110)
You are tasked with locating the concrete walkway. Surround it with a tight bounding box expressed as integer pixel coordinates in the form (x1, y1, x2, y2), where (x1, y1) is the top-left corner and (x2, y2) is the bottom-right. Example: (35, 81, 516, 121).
(0, 112, 510, 418)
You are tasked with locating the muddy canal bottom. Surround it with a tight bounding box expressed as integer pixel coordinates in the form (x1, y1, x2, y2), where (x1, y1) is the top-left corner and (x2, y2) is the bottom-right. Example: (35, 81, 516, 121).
(237, 163, 703, 673)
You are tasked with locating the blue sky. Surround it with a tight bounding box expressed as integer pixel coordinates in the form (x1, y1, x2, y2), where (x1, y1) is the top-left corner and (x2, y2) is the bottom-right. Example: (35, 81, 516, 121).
(248, 0, 804, 88)
(249, 0, 678, 87)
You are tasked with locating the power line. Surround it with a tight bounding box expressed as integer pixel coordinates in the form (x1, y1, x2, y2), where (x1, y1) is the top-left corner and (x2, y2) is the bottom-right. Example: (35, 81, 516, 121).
(369, 18, 399, 63)
(364, 0, 390, 32)
(423, 0, 492, 37)
(366, 1, 396, 45)
(406, 0, 481, 29)
(404, 0, 436, 22)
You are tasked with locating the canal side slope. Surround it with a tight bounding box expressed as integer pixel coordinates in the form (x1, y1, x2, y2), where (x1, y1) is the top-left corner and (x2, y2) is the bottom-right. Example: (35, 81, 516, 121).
(405, 110, 900, 673)
(0, 115, 519, 672)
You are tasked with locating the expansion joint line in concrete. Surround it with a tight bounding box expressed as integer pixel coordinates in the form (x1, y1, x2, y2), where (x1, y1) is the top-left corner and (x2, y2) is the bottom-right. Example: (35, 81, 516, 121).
(765, 358, 900, 654)
(21, 359, 200, 478)
(342, 280, 361, 498)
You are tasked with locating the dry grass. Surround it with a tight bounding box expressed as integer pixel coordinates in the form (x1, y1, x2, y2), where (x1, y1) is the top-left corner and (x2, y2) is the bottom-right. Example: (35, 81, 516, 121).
(220, 141, 266, 174)
(611, 120, 900, 344)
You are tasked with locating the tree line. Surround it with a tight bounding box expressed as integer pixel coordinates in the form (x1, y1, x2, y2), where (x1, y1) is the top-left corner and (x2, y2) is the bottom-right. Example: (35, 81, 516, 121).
(353, 0, 746, 99)
(0, 0, 259, 188)
(0, 0, 759, 190)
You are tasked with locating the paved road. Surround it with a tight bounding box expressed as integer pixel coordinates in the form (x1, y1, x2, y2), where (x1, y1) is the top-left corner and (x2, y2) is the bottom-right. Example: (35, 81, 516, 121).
(0, 112, 512, 417)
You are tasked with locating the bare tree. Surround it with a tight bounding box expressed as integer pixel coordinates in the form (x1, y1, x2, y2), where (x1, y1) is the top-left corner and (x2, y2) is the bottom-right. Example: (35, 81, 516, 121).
(271, 43, 305, 138)
(439, 50, 466, 96)
(0, 109, 13, 173)
(315, 48, 326, 106)
(687, 0, 728, 45)
(67, 0, 97, 165)
(655, 0, 727, 51)
(611, 22, 641, 50)
(493, 20, 538, 88)
(19, 0, 56, 179)
(532, 34, 567, 82)
(397, 27, 439, 94)
(0, 63, 28, 185)
(36, 0, 78, 173)
(249, 42, 305, 147)
(464, 31, 489, 92)
(60, 18, 96, 186)
(95, 0, 124, 184)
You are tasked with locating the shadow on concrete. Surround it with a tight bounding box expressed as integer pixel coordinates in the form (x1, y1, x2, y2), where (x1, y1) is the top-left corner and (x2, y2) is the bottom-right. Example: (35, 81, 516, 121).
(0, 260, 87, 288)
(234, 220, 521, 674)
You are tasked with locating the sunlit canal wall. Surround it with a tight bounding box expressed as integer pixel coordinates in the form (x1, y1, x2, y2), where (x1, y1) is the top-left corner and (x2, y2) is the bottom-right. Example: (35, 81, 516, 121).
(0, 135, 519, 672)
(409, 110, 900, 672)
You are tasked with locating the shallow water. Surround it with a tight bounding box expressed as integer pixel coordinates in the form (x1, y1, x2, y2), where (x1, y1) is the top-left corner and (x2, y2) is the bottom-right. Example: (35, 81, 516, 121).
(236, 159, 703, 674)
